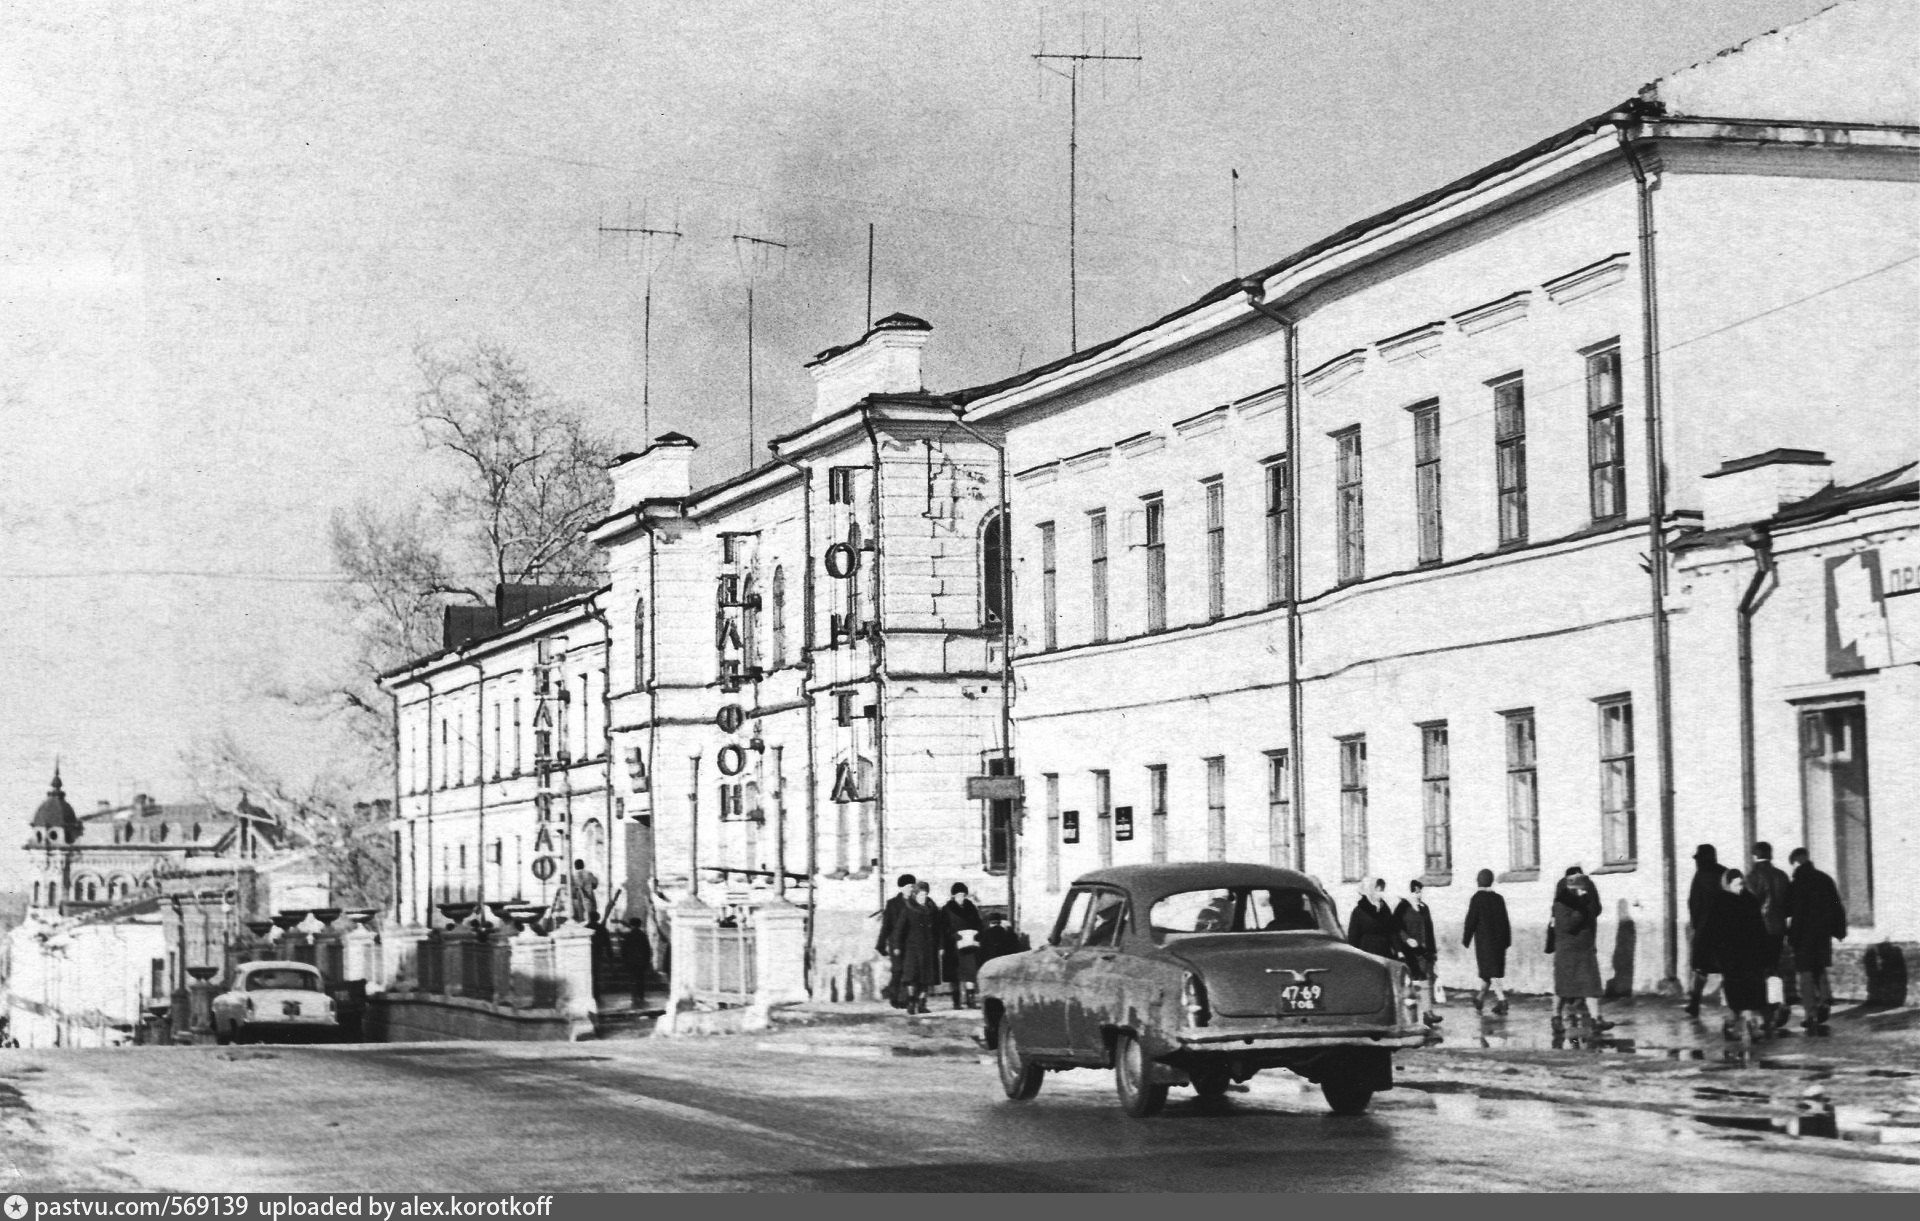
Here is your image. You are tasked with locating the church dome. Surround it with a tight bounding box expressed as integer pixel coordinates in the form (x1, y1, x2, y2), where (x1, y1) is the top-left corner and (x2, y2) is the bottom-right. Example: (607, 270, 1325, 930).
(30, 767, 83, 839)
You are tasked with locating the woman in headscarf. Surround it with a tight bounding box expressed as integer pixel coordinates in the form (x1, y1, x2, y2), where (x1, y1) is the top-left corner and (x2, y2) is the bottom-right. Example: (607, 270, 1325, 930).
(891, 880, 946, 1015)
(1706, 868, 1772, 1042)
(1549, 866, 1613, 1039)
(1462, 868, 1512, 1016)
(941, 882, 985, 1009)
(1345, 878, 1399, 960)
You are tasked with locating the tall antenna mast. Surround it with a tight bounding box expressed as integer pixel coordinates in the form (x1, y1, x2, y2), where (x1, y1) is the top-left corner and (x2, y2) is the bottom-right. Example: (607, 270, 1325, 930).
(598, 204, 682, 440)
(1230, 168, 1241, 278)
(1033, 14, 1141, 352)
(865, 222, 876, 332)
(732, 232, 789, 470)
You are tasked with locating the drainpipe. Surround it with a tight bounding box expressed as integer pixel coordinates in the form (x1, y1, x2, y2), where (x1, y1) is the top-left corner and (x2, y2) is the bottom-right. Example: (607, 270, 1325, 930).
(423, 676, 437, 925)
(771, 447, 820, 984)
(949, 409, 1018, 931)
(860, 412, 891, 920)
(468, 659, 486, 913)
(1239, 280, 1308, 869)
(388, 689, 404, 927)
(1619, 114, 1682, 991)
(1736, 529, 1776, 865)
(584, 595, 616, 915)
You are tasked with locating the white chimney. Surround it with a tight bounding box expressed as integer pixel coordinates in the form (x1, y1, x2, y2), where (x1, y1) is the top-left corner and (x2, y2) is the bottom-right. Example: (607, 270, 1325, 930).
(1701, 448, 1833, 529)
(805, 313, 933, 421)
(610, 433, 698, 512)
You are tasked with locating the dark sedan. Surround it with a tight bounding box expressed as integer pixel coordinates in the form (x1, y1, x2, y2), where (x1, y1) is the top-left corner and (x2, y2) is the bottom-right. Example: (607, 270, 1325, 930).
(979, 863, 1426, 1116)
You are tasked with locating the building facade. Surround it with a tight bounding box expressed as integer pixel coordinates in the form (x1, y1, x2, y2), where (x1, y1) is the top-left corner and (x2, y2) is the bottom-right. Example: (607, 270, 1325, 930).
(960, 0, 1917, 993)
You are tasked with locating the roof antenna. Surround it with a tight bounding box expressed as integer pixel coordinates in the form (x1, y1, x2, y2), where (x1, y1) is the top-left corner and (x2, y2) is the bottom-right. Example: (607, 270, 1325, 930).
(599, 201, 683, 442)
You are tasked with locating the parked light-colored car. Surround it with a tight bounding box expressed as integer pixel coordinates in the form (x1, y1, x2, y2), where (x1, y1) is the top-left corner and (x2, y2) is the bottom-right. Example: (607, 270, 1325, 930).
(980, 863, 1428, 1116)
(211, 961, 339, 1045)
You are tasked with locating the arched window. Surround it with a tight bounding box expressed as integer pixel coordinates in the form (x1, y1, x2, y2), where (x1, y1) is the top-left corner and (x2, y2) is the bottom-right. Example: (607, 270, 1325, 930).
(632, 595, 647, 690)
(981, 511, 1008, 627)
(579, 819, 606, 871)
(770, 566, 787, 671)
(32, 881, 41, 907)
(742, 574, 762, 673)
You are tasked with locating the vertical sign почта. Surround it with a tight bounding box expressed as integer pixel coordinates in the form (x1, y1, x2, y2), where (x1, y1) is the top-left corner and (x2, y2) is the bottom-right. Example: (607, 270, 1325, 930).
(1825, 550, 1893, 675)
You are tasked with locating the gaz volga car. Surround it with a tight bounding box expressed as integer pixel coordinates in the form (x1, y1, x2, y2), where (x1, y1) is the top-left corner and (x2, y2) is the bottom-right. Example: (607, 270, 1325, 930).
(211, 961, 340, 1045)
(979, 863, 1427, 1116)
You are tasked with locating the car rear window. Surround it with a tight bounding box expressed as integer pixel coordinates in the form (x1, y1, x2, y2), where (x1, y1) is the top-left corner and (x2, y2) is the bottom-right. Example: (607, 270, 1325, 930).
(244, 969, 323, 992)
(1149, 887, 1340, 941)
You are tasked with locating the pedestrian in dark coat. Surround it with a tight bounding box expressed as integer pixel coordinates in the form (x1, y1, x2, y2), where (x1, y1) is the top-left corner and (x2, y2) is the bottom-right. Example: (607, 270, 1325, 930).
(978, 912, 1021, 963)
(619, 916, 654, 1002)
(1785, 848, 1848, 1028)
(876, 873, 915, 1008)
(1345, 879, 1399, 960)
(889, 881, 946, 1014)
(941, 883, 985, 1009)
(1685, 844, 1723, 1017)
(1462, 869, 1511, 1015)
(1706, 869, 1771, 1041)
(1746, 841, 1798, 1021)
(1549, 868, 1612, 1036)
(1393, 880, 1441, 1026)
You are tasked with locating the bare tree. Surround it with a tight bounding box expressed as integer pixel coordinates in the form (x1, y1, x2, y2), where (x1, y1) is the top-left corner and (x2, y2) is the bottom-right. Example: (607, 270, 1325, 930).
(312, 341, 615, 758)
(182, 731, 395, 910)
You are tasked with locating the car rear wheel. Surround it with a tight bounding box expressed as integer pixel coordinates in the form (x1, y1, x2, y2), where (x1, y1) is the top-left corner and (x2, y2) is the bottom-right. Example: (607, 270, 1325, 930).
(1189, 1065, 1232, 1100)
(996, 1022, 1043, 1101)
(1321, 1077, 1375, 1115)
(213, 1022, 232, 1047)
(1113, 1032, 1168, 1118)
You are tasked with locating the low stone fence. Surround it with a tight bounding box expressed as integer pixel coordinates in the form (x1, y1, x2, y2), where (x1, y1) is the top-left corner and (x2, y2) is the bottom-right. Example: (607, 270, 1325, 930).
(373, 916, 598, 1041)
(655, 892, 808, 1035)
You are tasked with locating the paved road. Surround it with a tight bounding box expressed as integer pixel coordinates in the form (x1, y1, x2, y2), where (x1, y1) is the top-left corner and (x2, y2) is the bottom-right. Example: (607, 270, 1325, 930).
(3, 1040, 1916, 1192)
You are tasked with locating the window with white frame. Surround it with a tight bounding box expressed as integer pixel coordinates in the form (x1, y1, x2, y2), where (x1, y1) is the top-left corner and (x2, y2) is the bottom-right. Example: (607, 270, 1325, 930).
(1205, 756, 1227, 861)
(1148, 764, 1168, 863)
(982, 511, 1007, 628)
(1038, 521, 1058, 650)
(1044, 773, 1061, 891)
(1144, 494, 1167, 632)
(1586, 344, 1626, 521)
(770, 566, 787, 670)
(1266, 749, 1292, 867)
(1094, 769, 1113, 867)
(1493, 375, 1527, 544)
(1339, 735, 1368, 882)
(1334, 427, 1365, 583)
(1420, 722, 1451, 877)
(1204, 477, 1226, 620)
(1265, 456, 1291, 605)
(1504, 709, 1540, 872)
(633, 594, 647, 688)
(1598, 695, 1636, 864)
(1088, 509, 1109, 643)
(1411, 402, 1442, 565)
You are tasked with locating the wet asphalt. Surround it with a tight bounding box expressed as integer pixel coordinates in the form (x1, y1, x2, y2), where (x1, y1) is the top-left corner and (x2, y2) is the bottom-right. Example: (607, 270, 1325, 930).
(3, 1030, 1917, 1193)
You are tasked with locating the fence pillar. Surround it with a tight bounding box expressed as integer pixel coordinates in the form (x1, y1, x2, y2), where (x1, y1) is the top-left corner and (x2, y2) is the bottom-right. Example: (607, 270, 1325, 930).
(341, 924, 378, 986)
(508, 925, 552, 1010)
(551, 922, 597, 1022)
(752, 896, 809, 1006)
(668, 895, 715, 1007)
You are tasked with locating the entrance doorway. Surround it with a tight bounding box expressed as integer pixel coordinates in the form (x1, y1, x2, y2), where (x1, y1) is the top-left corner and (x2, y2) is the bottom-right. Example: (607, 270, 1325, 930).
(1799, 702, 1873, 925)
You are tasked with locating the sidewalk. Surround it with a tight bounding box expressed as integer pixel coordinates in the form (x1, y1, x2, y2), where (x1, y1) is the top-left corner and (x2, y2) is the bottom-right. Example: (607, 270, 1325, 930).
(749, 992, 1920, 1155)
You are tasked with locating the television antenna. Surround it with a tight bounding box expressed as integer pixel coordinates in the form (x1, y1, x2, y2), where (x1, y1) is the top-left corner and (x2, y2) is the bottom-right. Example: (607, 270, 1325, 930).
(732, 232, 790, 470)
(598, 203, 683, 440)
(1033, 11, 1142, 352)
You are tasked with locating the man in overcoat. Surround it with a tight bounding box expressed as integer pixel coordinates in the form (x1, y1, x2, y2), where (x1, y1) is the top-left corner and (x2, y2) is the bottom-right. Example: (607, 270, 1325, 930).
(1785, 848, 1847, 1029)
(1684, 844, 1724, 1018)
(1745, 842, 1798, 1027)
(877, 873, 915, 1008)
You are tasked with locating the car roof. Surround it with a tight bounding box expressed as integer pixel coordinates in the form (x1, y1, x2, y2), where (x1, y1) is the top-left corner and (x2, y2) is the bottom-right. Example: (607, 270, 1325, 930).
(1068, 862, 1327, 907)
(237, 960, 320, 972)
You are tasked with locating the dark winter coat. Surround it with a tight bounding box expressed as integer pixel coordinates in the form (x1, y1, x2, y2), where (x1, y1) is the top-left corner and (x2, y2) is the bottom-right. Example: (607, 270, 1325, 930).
(1747, 860, 1792, 938)
(877, 892, 909, 957)
(1550, 879, 1603, 999)
(1706, 889, 1771, 1012)
(1462, 889, 1512, 980)
(1346, 897, 1399, 960)
(889, 896, 945, 988)
(1786, 864, 1848, 971)
(1687, 864, 1725, 973)
(978, 922, 1022, 963)
(941, 898, 985, 985)
(1393, 899, 1438, 981)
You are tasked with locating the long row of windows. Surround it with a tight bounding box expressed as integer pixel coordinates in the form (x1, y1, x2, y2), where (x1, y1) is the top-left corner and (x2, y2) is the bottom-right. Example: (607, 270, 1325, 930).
(408, 670, 609, 794)
(1030, 343, 1624, 648)
(1038, 696, 1636, 891)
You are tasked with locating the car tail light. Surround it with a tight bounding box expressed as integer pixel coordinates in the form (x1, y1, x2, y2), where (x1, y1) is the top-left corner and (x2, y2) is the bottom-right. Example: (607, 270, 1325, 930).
(1183, 972, 1211, 1028)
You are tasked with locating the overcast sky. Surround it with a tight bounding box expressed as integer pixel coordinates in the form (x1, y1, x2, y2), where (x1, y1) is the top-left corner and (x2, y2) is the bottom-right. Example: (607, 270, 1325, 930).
(0, 0, 1835, 893)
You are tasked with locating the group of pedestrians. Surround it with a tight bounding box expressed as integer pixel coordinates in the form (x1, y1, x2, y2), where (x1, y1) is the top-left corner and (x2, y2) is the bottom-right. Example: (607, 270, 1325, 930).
(876, 874, 1023, 1014)
(1348, 867, 1617, 1039)
(1685, 842, 1848, 1041)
